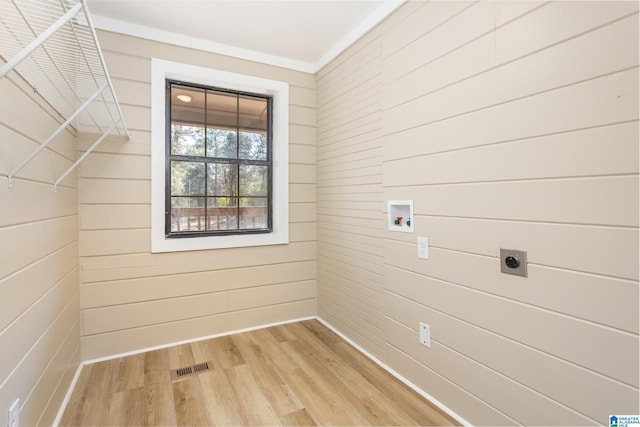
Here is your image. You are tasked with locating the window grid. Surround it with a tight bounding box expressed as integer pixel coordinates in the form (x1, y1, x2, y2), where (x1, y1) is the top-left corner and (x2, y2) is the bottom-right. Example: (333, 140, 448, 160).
(165, 79, 272, 238)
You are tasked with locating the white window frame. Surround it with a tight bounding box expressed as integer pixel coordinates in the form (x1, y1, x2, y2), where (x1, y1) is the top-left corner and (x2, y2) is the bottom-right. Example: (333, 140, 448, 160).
(151, 58, 289, 253)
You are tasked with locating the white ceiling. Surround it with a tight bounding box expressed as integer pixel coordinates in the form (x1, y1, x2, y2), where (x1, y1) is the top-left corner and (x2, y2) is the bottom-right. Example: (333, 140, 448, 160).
(86, 0, 405, 73)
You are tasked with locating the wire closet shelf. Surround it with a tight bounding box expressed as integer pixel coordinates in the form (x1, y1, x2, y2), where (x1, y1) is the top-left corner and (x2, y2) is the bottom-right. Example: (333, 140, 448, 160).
(0, 0, 129, 190)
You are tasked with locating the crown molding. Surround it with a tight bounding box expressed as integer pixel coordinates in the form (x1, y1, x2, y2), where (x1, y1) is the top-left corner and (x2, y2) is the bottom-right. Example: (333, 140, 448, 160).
(91, 15, 317, 73)
(90, 0, 406, 75)
(314, 0, 405, 72)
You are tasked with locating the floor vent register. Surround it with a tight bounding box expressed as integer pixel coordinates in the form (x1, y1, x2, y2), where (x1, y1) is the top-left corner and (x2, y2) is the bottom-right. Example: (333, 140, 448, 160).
(170, 361, 213, 381)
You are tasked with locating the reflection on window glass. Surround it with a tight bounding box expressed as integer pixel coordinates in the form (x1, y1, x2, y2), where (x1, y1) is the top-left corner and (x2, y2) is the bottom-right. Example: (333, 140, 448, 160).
(207, 197, 238, 230)
(239, 96, 267, 130)
(207, 92, 237, 129)
(170, 196, 205, 232)
(239, 197, 268, 229)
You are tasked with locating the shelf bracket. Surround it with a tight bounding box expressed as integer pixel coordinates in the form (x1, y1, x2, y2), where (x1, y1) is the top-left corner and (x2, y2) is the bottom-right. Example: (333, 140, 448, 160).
(0, 2, 83, 79)
(53, 119, 121, 191)
(7, 83, 108, 189)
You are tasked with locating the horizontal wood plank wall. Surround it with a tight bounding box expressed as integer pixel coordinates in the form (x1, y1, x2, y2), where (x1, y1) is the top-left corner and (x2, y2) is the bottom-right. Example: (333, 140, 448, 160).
(0, 68, 81, 425)
(316, 1, 639, 425)
(316, 23, 385, 356)
(78, 31, 317, 361)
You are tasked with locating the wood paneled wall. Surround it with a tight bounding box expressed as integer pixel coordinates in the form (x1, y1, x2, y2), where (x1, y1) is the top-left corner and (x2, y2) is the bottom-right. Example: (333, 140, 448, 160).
(317, 1, 639, 425)
(316, 21, 385, 356)
(78, 31, 318, 361)
(0, 68, 81, 425)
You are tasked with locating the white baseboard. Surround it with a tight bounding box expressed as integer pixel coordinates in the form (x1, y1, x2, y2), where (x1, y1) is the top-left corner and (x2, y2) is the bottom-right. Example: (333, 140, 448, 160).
(315, 316, 472, 427)
(52, 362, 84, 427)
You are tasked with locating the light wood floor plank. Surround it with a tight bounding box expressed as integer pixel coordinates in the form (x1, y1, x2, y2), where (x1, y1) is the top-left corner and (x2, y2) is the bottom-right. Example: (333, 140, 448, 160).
(230, 332, 304, 417)
(60, 320, 459, 426)
(252, 327, 302, 372)
(168, 342, 196, 371)
(108, 387, 143, 426)
(280, 408, 317, 426)
(144, 382, 178, 426)
(268, 323, 299, 343)
(282, 338, 374, 424)
(225, 363, 282, 426)
(115, 353, 144, 392)
(198, 369, 245, 426)
(210, 335, 246, 369)
(172, 376, 211, 426)
(277, 366, 361, 425)
(143, 348, 172, 386)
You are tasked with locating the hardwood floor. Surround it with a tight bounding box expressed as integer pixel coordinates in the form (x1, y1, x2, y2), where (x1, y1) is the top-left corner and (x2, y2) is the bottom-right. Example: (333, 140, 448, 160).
(60, 320, 459, 426)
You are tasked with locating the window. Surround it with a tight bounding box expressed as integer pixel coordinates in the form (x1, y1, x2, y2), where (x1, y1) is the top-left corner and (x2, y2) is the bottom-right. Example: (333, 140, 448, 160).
(151, 59, 289, 253)
(167, 81, 272, 237)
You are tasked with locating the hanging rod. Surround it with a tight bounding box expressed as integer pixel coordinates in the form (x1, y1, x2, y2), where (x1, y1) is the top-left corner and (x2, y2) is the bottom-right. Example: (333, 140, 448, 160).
(1, 0, 130, 190)
(7, 83, 108, 189)
(54, 118, 121, 191)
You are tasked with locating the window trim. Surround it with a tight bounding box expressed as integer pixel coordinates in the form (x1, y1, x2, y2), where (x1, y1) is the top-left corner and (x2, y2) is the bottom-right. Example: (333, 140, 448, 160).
(151, 58, 289, 253)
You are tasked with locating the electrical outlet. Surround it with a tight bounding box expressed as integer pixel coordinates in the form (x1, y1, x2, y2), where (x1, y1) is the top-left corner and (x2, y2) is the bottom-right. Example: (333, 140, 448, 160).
(500, 248, 527, 277)
(417, 237, 429, 259)
(419, 322, 431, 347)
(8, 399, 19, 427)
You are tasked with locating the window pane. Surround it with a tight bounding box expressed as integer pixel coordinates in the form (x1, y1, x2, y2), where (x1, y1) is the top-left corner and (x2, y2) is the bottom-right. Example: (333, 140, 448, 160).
(170, 197, 205, 232)
(171, 161, 205, 196)
(239, 131, 267, 160)
(239, 198, 268, 230)
(171, 84, 205, 155)
(165, 79, 273, 238)
(239, 165, 268, 196)
(171, 85, 205, 123)
(207, 91, 237, 129)
(239, 96, 267, 130)
(207, 163, 238, 197)
(207, 197, 238, 230)
(206, 128, 237, 158)
(171, 124, 205, 156)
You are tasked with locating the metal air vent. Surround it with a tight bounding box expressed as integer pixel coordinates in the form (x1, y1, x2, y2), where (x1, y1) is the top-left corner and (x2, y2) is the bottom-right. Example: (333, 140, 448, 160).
(170, 360, 213, 381)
